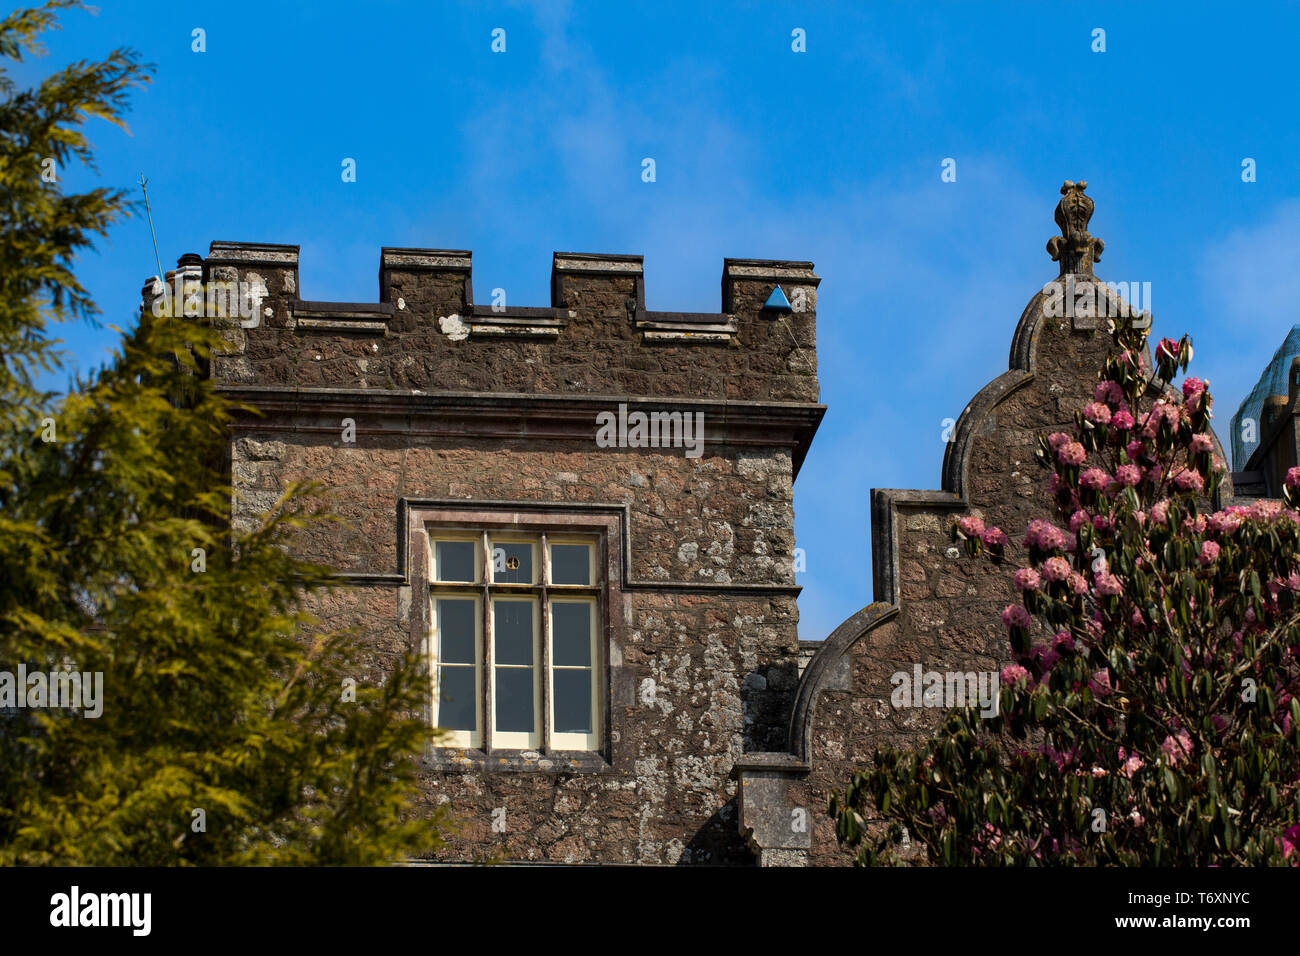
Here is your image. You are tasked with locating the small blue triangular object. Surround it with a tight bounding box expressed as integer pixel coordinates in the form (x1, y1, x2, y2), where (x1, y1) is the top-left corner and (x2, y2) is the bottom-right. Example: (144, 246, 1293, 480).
(763, 285, 793, 312)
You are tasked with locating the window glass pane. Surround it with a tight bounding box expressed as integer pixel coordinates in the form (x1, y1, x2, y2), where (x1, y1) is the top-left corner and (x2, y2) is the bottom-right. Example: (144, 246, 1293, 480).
(550, 544, 591, 585)
(553, 670, 592, 735)
(437, 599, 476, 663)
(435, 540, 476, 582)
(552, 603, 592, 666)
(437, 667, 476, 731)
(494, 602, 533, 665)
(492, 540, 532, 583)
(494, 668, 535, 733)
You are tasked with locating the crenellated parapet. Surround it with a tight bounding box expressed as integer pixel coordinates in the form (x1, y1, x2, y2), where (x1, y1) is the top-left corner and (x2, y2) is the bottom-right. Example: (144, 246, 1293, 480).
(142, 243, 821, 405)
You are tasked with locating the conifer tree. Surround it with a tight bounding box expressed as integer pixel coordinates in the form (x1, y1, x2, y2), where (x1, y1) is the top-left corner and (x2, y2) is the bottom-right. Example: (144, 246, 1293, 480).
(0, 0, 449, 865)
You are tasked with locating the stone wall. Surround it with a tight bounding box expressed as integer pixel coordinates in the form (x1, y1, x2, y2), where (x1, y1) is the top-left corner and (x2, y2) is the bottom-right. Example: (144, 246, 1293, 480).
(183, 244, 819, 404)
(164, 241, 825, 864)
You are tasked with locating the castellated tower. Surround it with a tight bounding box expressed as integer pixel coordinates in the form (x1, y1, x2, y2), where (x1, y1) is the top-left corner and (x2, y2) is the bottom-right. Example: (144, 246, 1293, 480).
(143, 245, 824, 864)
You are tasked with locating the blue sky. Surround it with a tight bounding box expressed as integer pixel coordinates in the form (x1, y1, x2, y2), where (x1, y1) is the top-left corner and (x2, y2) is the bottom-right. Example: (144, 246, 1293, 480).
(25, 0, 1300, 642)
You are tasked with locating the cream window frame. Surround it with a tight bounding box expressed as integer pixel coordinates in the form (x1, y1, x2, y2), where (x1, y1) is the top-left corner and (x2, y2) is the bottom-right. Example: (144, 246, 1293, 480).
(548, 596, 600, 750)
(488, 535, 538, 587)
(430, 593, 482, 748)
(490, 595, 542, 749)
(425, 528, 604, 754)
(432, 532, 482, 585)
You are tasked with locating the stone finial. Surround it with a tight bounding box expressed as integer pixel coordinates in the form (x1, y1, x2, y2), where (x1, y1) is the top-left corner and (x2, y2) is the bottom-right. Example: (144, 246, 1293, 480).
(1046, 180, 1104, 276)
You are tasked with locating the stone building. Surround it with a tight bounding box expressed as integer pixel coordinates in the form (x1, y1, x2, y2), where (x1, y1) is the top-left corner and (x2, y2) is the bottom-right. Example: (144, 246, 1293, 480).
(150, 181, 1248, 865)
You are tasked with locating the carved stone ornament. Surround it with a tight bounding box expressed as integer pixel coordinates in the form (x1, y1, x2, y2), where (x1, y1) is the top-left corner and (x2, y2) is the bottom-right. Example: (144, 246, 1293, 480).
(1046, 180, 1105, 276)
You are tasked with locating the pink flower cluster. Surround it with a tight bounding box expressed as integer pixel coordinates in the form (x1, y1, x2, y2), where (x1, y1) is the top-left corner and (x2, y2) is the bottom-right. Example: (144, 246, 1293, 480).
(1001, 663, 1029, 685)
(1079, 468, 1109, 492)
(1013, 568, 1041, 592)
(1024, 519, 1070, 552)
(1042, 556, 1072, 582)
(1094, 572, 1122, 596)
(1002, 604, 1031, 629)
(1058, 442, 1086, 467)
(1140, 400, 1182, 439)
(1094, 380, 1124, 405)
(1082, 402, 1112, 425)
(1160, 730, 1193, 765)
(982, 527, 1009, 547)
(1172, 468, 1204, 493)
(1113, 464, 1142, 488)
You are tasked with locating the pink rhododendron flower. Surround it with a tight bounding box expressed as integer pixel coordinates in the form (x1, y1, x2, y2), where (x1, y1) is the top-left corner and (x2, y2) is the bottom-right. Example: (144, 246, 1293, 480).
(1160, 731, 1193, 765)
(1079, 467, 1109, 491)
(981, 527, 1008, 547)
(1207, 511, 1241, 535)
(1089, 670, 1112, 696)
(1281, 825, 1300, 860)
(1113, 464, 1142, 487)
(1156, 338, 1179, 363)
(1119, 750, 1143, 778)
(1047, 431, 1072, 451)
(1082, 402, 1112, 425)
(1002, 604, 1031, 629)
(1288, 466, 1300, 489)
(1151, 499, 1170, 524)
(1042, 556, 1072, 582)
(1181, 376, 1207, 400)
(1095, 572, 1122, 596)
(1069, 509, 1090, 532)
(957, 515, 985, 538)
(1057, 441, 1086, 466)
(1094, 380, 1124, 404)
(1112, 409, 1135, 431)
(1024, 519, 1069, 551)
(1189, 432, 1213, 453)
(1199, 541, 1220, 565)
(1052, 630, 1074, 652)
(1013, 568, 1041, 592)
(1068, 572, 1088, 595)
(1173, 469, 1205, 493)
(1001, 663, 1029, 685)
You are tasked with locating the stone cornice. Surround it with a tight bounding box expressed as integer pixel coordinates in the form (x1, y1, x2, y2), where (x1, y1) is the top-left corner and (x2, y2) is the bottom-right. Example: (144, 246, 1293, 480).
(219, 386, 826, 476)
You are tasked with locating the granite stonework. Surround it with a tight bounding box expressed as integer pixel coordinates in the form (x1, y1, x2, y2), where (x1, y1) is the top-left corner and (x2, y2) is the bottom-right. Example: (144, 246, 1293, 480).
(150, 245, 823, 864)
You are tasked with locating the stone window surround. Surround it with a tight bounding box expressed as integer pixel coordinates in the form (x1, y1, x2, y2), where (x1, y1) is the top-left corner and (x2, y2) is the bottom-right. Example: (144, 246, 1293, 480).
(409, 504, 625, 775)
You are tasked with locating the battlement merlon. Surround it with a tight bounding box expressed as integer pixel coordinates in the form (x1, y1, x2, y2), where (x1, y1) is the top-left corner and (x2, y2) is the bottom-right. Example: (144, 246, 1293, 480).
(141, 243, 821, 405)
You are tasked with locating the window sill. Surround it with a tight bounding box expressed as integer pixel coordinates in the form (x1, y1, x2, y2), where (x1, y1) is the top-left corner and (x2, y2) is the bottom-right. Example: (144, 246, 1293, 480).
(422, 747, 614, 775)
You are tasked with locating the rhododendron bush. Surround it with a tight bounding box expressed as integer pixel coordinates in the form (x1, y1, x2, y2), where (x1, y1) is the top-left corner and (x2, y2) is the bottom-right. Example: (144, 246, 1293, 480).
(830, 314, 1300, 865)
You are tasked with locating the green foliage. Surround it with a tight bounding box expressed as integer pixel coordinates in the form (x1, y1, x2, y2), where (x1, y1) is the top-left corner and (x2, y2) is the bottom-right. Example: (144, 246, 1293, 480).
(0, 1, 450, 864)
(831, 308, 1300, 866)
